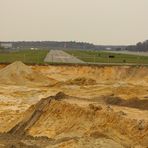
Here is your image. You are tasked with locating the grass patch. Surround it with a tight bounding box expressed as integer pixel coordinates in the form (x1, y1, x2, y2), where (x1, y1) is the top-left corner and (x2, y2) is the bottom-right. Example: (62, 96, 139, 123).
(0, 50, 49, 64)
(65, 50, 148, 64)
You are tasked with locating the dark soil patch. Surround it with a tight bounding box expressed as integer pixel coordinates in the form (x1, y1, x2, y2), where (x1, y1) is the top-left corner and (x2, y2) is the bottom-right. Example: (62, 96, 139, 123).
(105, 96, 148, 110)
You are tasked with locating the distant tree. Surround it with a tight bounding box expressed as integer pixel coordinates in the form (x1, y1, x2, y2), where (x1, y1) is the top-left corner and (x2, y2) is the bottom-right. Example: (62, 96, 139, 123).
(126, 40, 148, 52)
(136, 42, 143, 51)
(116, 48, 122, 51)
(11, 41, 96, 50)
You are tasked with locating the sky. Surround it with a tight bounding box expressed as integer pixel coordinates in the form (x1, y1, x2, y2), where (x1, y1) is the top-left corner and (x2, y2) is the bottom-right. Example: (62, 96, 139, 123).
(0, 0, 148, 45)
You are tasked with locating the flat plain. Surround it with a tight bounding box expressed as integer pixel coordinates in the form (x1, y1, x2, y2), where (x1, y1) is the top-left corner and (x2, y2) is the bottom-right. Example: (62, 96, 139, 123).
(65, 50, 148, 64)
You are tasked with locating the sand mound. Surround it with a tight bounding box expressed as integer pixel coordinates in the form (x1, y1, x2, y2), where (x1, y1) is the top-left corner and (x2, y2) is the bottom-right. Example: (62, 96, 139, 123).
(66, 77, 96, 85)
(8, 94, 148, 147)
(0, 61, 56, 86)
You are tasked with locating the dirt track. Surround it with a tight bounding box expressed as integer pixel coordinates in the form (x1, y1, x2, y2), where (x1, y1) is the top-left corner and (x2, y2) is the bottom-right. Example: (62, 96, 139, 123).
(0, 62, 148, 147)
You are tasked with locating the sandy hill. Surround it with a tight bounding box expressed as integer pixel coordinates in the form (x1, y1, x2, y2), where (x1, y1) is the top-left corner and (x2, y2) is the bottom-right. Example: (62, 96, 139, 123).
(8, 93, 148, 148)
(0, 61, 57, 86)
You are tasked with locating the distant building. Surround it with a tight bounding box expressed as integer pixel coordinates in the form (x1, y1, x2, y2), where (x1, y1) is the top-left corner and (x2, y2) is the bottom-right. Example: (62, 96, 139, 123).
(106, 47, 112, 50)
(0, 43, 12, 49)
(30, 48, 38, 50)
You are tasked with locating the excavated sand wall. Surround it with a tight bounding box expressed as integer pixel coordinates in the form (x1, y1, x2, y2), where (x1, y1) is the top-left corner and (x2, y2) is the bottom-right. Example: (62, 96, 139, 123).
(9, 97, 148, 147)
(0, 63, 148, 147)
(35, 65, 148, 84)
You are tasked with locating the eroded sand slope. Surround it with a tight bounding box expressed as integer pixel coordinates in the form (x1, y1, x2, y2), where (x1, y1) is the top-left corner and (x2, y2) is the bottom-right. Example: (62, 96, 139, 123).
(0, 63, 147, 147)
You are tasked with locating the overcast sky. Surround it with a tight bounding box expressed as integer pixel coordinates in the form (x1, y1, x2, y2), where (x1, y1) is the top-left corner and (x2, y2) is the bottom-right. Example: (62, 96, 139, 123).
(0, 0, 148, 45)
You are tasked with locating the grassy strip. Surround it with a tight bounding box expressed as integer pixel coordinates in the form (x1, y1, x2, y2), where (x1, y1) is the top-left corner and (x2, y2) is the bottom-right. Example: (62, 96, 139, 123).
(65, 50, 148, 64)
(0, 49, 148, 65)
(0, 50, 49, 64)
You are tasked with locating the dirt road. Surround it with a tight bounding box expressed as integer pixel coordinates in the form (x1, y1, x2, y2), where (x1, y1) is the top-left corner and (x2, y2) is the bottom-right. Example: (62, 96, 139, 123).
(44, 50, 84, 63)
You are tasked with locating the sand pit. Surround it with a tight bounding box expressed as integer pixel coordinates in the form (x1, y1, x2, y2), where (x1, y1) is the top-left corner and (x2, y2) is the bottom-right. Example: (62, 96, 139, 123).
(0, 64, 148, 148)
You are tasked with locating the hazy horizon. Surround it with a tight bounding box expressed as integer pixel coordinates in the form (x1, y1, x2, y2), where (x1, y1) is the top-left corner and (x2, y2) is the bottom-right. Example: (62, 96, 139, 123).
(0, 0, 148, 45)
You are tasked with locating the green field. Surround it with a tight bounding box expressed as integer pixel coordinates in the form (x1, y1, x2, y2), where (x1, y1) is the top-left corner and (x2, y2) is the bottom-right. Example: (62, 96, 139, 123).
(65, 50, 148, 64)
(0, 50, 49, 64)
(0, 49, 148, 65)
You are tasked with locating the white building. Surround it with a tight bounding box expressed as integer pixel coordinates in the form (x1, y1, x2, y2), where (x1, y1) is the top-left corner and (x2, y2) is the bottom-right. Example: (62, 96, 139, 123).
(0, 43, 12, 48)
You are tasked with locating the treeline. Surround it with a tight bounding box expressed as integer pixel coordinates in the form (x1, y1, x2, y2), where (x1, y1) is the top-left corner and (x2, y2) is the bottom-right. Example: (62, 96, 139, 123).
(0, 41, 127, 50)
(126, 40, 148, 51)
(9, 41, 96, 50)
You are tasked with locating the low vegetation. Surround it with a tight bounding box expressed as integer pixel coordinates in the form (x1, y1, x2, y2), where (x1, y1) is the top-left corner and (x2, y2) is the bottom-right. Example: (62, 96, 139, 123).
(0, 49, 148, 65)
(65, 50, 148, 64)
(0, 50, 49, 64)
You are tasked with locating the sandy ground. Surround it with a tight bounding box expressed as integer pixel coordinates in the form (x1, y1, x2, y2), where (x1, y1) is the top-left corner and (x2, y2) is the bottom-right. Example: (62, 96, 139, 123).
(0, 63, 147, 147)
